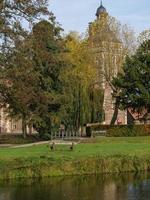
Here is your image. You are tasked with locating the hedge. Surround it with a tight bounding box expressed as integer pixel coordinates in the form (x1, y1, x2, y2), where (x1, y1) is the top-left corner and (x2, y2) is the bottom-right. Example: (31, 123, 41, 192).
(86, 124, 150, 137)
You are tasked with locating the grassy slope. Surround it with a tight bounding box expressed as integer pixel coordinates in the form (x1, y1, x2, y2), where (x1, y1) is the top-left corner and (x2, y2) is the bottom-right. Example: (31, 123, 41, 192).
(0, 136, 150, 179)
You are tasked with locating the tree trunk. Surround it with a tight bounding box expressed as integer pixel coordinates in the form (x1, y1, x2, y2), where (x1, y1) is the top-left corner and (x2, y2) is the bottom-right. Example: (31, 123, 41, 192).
(110, 97, 120, 125)
(29, 125, 32, 135)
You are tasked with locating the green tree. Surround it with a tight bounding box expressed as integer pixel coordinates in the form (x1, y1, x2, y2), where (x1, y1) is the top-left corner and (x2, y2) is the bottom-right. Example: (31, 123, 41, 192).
(138, 29, 150, 45)
(31, 20, 65, 136)
(0, 19, 66, 137)
(0, 0, 50, 54)
(0, 1, 51, 137)
(112, 39, 150, 121)
(60, 32, 103, 130)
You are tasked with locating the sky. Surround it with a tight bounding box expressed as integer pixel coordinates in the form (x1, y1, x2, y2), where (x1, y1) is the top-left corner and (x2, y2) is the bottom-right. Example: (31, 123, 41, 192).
(50, 0, 150, 35)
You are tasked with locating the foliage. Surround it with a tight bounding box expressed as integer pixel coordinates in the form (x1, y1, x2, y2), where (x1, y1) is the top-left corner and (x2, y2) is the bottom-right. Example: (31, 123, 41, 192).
(0, 0, 50, 54)
(0, 134, 41, 144)
(30, 20, 66, 136)
(40, 133, 52, 140)
(108, 16, 137, 55)
(112, 39, 150, 114)
(0, 19, 66, 137)
(60, 32, 104, 130)
(86, 126, 92, 137)
(138, 29, 150, 45)
(106, 125, 149, 137)
(0, 0, 54, 137)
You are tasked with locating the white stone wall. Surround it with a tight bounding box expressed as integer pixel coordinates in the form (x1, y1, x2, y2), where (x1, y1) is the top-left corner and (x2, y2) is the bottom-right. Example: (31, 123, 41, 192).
(0, 108, 36, 134)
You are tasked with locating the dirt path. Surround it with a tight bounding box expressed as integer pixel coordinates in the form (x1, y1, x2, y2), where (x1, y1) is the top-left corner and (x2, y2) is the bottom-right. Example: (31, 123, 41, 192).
(0, 140, 80, 149)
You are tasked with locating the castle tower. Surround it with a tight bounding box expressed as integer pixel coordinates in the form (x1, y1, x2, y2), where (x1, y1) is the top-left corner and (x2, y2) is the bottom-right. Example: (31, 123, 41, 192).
(89, 1, 127, 124)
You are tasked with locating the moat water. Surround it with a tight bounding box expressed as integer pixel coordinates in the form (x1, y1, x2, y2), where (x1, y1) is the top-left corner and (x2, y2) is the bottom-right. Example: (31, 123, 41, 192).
(0, 172, 150, 200)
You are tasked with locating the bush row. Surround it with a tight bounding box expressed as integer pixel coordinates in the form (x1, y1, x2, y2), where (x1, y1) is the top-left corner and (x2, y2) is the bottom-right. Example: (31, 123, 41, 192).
(106, 125, 150, 137)
(86, 124, 150, 137)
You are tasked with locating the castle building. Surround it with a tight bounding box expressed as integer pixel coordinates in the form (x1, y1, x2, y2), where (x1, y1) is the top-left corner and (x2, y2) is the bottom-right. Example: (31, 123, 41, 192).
(0, 107, 34, 134)
(0, 107, 23, 134)
(89, 1, 127, 124)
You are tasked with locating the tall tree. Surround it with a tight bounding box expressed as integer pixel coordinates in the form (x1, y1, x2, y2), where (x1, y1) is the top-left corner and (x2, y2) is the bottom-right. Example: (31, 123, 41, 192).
(112, 39, 150, 121)
(108, 16, 137, 55)
(0, 1, 54, 137)
(31, 20, 65, 136)
(60, 32, 103, 130)
(0, 19, 66, 137)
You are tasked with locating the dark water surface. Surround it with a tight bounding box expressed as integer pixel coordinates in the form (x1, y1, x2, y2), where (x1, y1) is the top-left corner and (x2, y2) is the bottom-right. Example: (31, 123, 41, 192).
(0, 172, 150, 200)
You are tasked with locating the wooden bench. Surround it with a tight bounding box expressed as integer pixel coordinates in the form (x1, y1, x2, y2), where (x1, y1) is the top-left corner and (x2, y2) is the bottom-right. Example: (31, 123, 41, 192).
(49, 142, 75, 151)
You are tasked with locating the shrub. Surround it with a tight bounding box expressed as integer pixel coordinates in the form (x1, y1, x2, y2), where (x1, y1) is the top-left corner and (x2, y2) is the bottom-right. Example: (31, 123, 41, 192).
(41, 133, 51, 140)
(106, 125, 150, 137)
(85, 124, 150, 137)
(0, 134, 41, 144)
(86, 126, 92, 137)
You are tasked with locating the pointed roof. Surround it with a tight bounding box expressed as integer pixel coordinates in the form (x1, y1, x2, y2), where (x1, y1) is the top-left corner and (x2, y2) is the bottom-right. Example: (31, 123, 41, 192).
(96, 1, 107, 17)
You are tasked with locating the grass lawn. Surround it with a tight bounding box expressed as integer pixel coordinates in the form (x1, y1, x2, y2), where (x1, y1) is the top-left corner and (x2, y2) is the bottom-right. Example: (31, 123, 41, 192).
(0, 136, 150, 179)
(0, 136, 150, 160)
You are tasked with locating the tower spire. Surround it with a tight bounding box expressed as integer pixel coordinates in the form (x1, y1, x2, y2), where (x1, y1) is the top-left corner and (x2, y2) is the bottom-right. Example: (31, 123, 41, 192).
(96, 0, 107, 17)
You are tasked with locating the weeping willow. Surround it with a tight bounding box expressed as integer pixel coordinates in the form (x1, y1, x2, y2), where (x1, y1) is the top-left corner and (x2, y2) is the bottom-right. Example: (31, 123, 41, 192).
(58, 32, 104, 130)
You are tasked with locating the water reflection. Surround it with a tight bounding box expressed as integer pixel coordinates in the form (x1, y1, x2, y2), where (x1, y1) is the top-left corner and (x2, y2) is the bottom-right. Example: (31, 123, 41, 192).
(0, 172, 150, 200)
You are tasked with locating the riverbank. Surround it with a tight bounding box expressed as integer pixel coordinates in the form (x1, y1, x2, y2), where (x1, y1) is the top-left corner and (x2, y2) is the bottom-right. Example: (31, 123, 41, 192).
(1, 136, 150, 180)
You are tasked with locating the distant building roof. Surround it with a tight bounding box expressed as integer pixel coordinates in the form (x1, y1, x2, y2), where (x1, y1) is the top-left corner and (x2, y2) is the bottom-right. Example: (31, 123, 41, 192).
(128, 108, 148, 120)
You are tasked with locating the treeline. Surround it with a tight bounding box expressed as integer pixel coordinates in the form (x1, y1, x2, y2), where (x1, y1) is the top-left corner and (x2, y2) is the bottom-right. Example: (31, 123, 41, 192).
(0, 1, 103, 138)
(0, 1, 149, 138)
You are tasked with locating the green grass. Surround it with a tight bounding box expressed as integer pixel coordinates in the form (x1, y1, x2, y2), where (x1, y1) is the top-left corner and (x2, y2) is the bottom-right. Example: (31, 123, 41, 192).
(0, 137, 149, 163)
(1, 136, 150, 179)
(1, 136, 150, 159)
